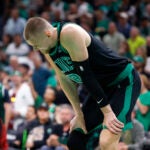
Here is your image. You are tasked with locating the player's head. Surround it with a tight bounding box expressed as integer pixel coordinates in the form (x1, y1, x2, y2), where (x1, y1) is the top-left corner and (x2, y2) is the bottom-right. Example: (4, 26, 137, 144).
(23, 17, 56, 53)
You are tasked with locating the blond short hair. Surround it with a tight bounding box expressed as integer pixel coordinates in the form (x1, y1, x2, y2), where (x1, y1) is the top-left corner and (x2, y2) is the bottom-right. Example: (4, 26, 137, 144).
(23, 17, 50, 41)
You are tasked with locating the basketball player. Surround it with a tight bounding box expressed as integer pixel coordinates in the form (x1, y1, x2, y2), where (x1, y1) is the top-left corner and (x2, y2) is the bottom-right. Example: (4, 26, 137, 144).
(23, 17, 141, 150)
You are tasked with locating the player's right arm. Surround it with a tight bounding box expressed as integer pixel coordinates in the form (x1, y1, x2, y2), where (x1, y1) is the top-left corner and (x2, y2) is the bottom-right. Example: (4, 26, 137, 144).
(44, 54, 87, 133)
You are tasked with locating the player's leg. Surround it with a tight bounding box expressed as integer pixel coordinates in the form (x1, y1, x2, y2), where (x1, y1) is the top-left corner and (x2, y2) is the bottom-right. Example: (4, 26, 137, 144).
(67, 90, 103, 150)
(99, 69, 141, 150)
(99, 129, 121, 150)
(67, 130, 87, 150)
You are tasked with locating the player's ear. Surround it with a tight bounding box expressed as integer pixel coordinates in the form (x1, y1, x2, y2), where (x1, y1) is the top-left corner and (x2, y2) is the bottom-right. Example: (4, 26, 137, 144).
(44, 30, 51, 37)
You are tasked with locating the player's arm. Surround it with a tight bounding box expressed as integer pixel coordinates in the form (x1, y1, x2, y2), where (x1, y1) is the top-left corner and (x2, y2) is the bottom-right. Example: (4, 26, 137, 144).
(61, 25, 110, 110)
(61, 25, 124, 133)
(44, 54, 87, 133)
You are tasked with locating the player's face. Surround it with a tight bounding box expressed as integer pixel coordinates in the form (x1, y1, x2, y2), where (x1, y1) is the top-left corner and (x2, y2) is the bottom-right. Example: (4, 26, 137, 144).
(27, 35, 51, 53)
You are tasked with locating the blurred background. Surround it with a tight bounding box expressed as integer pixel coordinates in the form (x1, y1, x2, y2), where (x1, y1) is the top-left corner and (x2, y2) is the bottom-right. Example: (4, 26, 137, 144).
(1, 0, 150, 150)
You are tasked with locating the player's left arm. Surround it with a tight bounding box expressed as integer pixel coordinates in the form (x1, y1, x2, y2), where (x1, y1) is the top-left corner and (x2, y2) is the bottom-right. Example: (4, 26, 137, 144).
(61, 25, 114, 109)
(61, 25, 108, 108)
(61, 25, 124, 134)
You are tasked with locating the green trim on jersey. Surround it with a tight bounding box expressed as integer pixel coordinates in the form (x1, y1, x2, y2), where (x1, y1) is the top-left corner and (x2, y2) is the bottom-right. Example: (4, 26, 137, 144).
(108, 63, 134, 86)
(117, 65, 133, 128)
(49, 22, 83, 83)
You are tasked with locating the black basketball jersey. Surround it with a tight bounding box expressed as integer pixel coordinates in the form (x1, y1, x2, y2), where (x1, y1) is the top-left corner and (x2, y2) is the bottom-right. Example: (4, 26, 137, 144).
(49, 23, 130, 87)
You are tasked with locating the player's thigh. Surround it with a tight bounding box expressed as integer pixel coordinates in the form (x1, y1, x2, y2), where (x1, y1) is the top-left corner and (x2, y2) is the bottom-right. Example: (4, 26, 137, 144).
(100, 129, 121, 145)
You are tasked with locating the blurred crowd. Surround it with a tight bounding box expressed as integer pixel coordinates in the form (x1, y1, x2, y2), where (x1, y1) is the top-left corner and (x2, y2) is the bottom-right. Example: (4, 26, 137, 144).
(1, 0, 150, 150)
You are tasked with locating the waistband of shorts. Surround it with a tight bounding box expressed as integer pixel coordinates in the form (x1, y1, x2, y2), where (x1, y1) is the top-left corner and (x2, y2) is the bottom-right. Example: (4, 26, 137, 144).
(108, 63, 134, 87)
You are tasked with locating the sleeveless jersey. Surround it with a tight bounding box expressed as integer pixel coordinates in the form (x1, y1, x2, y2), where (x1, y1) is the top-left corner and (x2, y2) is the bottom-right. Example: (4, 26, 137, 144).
(49, 23, 130, 87)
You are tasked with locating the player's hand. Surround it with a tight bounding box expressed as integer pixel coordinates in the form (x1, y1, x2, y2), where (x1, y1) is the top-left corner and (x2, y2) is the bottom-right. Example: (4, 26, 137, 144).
(103, 111, 124, 134)
(70, 114, 87, 134)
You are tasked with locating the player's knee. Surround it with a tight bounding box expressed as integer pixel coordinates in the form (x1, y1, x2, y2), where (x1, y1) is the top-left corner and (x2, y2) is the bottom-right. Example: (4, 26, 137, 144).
(67, 130, 87, 150)
(100, 137, 112, 149)
(99, 130, 121, 149)
(100, 138, 118, 150)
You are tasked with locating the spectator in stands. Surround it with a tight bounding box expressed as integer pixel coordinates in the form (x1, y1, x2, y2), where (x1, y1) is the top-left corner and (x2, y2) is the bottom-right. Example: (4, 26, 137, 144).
(133, 55, 150, 79)
(94, 9, 110, 37)
(41, 104, 74, 150)
(117, 12, 131, 38)
(28, 72, 69, 106)
(4, 7, 26, 36)
(118, 41, 133, 60)
(79, 12, 93, 28)
(77, 0, 93, 17)
(66, 3, 78, 22)
(0, 34, 12, 68)
(29, 82, 57, 122)
(18, 50, 35, 71)
(44, 87, 57, 122)
(103, 22, 125, 52)
(1, 34, 12, 51)
(5, 34, 30, 56)
(136, 74, 150, 131)
(140, 16, 150, 37)
(53, 10, 63, 22)
(135, 47, 147, 69)
(50, 0, 67, 21)
(143, 3, 150, 20)
(18, 63, 31, 82)
(26, 103, 53, 150)
(10, 71, 34, 129)
(41, 11, 51, 22)
(8, 106, 37, 149)
(133, 55, 145, 73)
(27, 5, 37, 18)
(0, 82, 11, 150)
(0, 68, 10, 89)
(119, 1, 130, 13)
(145, 36, 150, 73)
(5, 56, 19, 75)
(146, 36, 150, 57)
(28, 79, 43, 109)
(118, 110, 145, 150)
(57, 104, 73, 143)
(128, 27, 146, 56)
(32, 52, 53, 97)
(0, 47, 8, 69)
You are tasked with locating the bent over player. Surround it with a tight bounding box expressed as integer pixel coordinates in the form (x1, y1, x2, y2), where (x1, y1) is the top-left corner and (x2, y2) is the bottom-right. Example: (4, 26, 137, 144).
(23, 17, 141, 150)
